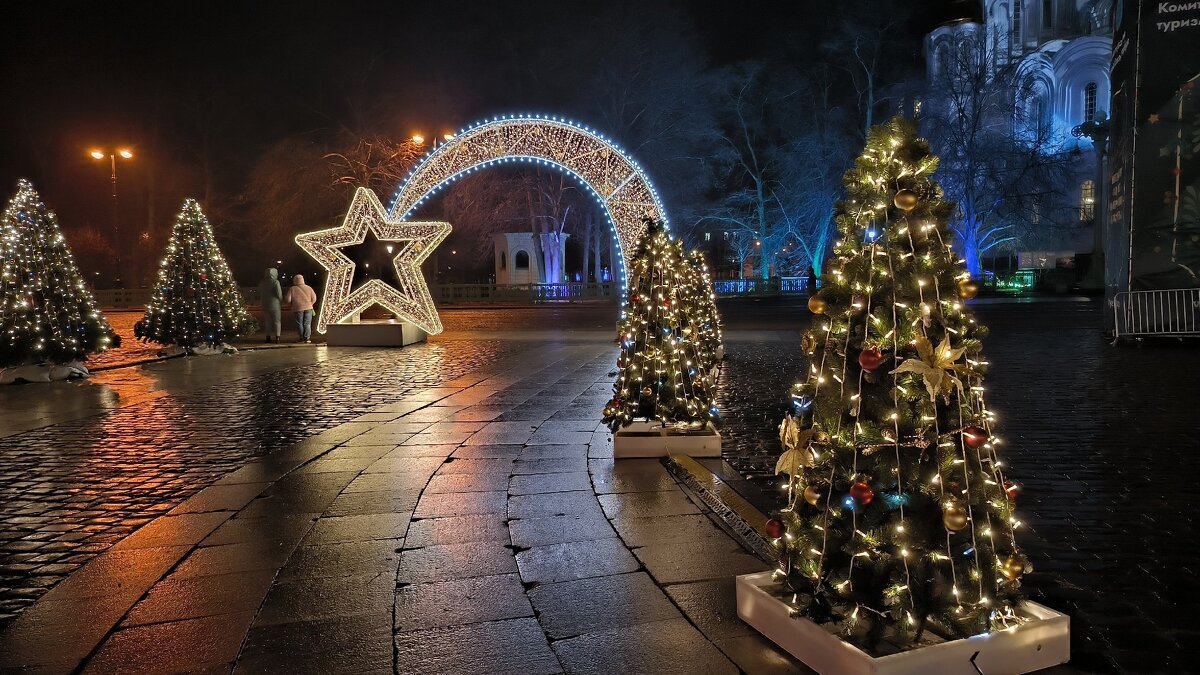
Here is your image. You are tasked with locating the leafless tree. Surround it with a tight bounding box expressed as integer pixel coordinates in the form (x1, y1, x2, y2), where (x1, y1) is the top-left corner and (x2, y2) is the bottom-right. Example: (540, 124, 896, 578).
(921, 31, 1077, 276)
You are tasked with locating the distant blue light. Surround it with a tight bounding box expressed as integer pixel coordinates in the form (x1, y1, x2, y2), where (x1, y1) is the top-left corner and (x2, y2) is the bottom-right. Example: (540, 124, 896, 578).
(842, 495, 858, 511)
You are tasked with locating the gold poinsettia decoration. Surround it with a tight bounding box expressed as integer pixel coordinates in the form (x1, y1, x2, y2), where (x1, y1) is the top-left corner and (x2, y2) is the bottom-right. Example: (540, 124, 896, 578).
(890, 334, 967, 401)
(776, 417, 817, 476)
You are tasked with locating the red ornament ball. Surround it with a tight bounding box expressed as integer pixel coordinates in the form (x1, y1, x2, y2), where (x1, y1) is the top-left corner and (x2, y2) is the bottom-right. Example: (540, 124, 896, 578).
(961, 425, 989, 450)
(857, 348, 886, 371)
(199, 272, 208, 282)
(764, 518, 785, 539)
(849, 481, 874, 506)
(1003, 480, 1019, 501)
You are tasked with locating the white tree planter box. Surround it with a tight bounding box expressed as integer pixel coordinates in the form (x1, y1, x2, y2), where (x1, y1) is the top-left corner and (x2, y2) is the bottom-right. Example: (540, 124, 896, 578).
(326, 320, 427, 347)
(736, 571, 1070, 675)
(613, 421, 721, 458)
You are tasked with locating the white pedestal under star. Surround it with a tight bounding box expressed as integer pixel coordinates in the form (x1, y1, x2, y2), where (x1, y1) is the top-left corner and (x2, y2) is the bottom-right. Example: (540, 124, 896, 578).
(295, 187, 451, 335)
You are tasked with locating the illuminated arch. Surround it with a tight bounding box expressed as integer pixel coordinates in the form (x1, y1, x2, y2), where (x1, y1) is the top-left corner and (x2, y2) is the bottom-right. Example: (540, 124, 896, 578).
(387, 115, 669, 288)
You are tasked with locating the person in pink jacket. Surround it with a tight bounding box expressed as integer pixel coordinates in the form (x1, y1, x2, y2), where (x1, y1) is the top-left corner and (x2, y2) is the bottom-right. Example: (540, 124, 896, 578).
(285, 274, 318, 342)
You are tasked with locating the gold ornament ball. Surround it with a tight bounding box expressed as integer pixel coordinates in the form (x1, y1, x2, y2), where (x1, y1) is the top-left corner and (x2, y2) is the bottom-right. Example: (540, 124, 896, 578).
(957, 278, 980, 300)
(801, 332, 817, 355)
(1000, 555, 1025, 581)
(893, 189, 919, 211)
(803, 485, 824, 507)
(641, 386, 653, 397)
(942, 504, 969, 532)
(807, 295, 827, 315)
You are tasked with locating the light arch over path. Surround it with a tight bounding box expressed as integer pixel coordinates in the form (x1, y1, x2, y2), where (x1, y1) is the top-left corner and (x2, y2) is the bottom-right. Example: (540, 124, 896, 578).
(386, 115, 670, 288)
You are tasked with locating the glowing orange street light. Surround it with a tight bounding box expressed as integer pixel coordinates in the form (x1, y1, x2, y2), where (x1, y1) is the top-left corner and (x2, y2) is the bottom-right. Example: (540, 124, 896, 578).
(118, 148, 133, 159)
(89, 149, 105, 160)
(411, 134, 425, 145)
(443, 133, 454, 141)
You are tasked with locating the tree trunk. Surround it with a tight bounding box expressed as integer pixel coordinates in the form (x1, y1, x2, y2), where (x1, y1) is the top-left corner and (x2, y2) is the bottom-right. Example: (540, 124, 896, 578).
(593, 221, 603, 283)
(582, 212, 593, 282)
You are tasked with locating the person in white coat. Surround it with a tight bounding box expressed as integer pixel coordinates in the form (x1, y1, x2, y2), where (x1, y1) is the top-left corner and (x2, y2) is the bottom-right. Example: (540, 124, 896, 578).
(285, 274, 317, 342)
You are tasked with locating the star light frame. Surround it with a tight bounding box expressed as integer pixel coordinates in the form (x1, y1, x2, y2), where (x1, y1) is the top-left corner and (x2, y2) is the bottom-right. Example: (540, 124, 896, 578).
(295, 187, 450, 335)
(387, 115, 671, 293)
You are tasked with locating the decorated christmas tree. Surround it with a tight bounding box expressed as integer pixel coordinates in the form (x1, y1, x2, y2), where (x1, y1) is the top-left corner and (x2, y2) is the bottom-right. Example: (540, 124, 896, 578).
(0, 179, 118, 369)
(604, 223, 721, 431)
(138, 199, 255, 349)
(771, 118, 1024, 650)
(682, 249, 724, 367)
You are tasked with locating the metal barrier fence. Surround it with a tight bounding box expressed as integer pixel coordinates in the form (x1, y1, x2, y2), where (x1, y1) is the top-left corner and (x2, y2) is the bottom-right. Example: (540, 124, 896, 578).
(1112, 288, 1200, 339)
(433, 282, 616, 304)
(712, 276, 810, 296)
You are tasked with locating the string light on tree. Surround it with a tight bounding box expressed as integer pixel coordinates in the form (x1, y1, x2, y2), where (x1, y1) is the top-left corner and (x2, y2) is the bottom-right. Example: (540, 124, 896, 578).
(0, 179, 118, 372)
(137, 199, 256, 349)
(771, 118, 1027, 651)
(603, 222, 722, 431)
(295, 187, 451, 335)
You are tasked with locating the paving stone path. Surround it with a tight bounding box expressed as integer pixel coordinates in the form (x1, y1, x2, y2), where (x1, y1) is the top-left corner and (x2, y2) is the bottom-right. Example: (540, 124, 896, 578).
(0, 341, 808, 674)
(0, 340, 505, 624)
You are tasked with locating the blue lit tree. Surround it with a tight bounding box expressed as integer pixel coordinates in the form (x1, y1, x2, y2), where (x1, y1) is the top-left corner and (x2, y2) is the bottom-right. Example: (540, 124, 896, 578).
(920, 30, 1076, 277)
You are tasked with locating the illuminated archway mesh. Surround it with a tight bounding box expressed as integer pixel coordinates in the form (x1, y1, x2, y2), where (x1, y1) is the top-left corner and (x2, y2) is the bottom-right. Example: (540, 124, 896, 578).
(388, 116, 669, 286)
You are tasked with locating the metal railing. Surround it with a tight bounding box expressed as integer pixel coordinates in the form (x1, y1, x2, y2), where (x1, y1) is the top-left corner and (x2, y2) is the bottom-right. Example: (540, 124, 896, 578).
(1113, 288, 1200, 338)
(433, 282, 616, 304)
(712, 276, 810, 297)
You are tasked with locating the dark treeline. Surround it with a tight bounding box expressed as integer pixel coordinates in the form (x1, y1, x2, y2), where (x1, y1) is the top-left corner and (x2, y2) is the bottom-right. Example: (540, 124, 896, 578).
(0, 0, 951, 286)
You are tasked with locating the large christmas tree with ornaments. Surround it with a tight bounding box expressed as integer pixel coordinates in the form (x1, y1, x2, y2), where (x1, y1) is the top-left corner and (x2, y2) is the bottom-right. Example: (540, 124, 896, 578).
(771, 118, 1025, 651)
(0, 179, 118, 371)
(137, 199, 255, 349)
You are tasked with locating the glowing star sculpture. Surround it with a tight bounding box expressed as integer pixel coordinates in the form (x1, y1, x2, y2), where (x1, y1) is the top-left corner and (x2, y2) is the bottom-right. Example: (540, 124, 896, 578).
(387, 115, 668, 292)
(295, 187, 450, 335)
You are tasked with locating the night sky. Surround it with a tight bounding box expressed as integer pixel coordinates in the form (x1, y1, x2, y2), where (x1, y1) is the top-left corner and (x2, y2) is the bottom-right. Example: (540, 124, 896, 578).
(1, 0, 970, 279)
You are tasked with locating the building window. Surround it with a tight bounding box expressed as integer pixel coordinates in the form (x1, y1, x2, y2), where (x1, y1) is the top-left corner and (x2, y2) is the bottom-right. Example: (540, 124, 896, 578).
(1084, 82, 1098, 122)
(1042, 0, 1052, 30)
(1080, 180, 1095, 221)
(499, 251, 506, 269)
(913, 98, 923, 116)
(514, 250, 530, 269)
(1011, 1, 1023, 53)
(1031, 199, 1041, 224)
(704, 232, 711, 242)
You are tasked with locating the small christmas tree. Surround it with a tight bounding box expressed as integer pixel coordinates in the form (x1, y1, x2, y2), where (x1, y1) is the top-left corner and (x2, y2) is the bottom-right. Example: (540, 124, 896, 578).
(682, 249, 724, 366)
(772, 118, 1025, 650)
(138, 199, 255, 349)
(604, 223, 721, 431)
(0, 179, 118, 368)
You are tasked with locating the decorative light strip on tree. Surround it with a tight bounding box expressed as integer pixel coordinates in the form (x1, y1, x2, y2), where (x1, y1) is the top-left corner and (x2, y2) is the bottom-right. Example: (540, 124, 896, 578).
(1, 179, 117, 369)
(770, 118, 1025, 651)
(138, 199, 256, 349)
(604, 222, 722, 430)
(683, 249, 724, 365)
(386, 115, 670, 294)
(295, 187, 451, 335)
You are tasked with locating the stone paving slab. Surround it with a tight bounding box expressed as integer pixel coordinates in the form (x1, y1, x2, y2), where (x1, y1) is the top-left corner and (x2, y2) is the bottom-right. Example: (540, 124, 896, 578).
(1, 335, 819, 673)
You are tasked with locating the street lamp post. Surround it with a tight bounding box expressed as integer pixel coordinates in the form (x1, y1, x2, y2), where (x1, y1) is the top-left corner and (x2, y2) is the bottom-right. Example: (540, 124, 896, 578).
(89, 147, 133, 287)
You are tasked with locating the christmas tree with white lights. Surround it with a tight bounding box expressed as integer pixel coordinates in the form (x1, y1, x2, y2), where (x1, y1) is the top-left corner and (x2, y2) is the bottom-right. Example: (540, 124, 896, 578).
(771, 118, 1026, 651)
(138, 199, 255, 349)
(604, 223, 721, 431)
(0, 179, 117, 369)
(682, 249, 723, 367)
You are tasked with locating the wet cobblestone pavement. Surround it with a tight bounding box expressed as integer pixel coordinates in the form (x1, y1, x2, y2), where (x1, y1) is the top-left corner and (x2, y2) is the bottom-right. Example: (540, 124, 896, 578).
(0, 299, 1194, 674)
(0, 340, 505, 624)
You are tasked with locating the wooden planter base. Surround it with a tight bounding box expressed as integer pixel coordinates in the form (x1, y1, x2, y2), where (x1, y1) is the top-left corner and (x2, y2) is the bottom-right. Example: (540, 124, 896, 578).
(612, 421, 721, 458)
(736, 571, 1070, 675)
